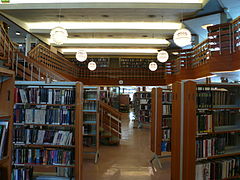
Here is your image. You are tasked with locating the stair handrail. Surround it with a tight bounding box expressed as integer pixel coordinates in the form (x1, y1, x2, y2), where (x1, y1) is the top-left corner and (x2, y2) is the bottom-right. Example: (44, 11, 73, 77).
(28, 44, 80, 79)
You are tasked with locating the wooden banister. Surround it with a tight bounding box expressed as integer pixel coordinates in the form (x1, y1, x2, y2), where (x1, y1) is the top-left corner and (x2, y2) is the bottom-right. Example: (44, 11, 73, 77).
(99, 101, 121, 139)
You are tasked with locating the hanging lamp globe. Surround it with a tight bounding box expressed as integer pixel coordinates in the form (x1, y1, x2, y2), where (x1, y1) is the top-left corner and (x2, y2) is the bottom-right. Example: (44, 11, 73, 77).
(149, 62, 158, 71)
(173, 28, 192, 47)
(76, 49, 88, 62)
(157, 50, 169, 63)
(50, 26, 68, 45)
(88, 61, 97, 71)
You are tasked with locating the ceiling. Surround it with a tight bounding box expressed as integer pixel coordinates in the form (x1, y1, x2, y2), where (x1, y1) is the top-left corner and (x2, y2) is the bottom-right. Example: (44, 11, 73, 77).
(0, 0, 239, 55)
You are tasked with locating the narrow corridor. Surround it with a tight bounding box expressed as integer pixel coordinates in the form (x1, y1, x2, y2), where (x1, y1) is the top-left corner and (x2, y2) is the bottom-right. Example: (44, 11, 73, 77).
(83, 112, 171, 180)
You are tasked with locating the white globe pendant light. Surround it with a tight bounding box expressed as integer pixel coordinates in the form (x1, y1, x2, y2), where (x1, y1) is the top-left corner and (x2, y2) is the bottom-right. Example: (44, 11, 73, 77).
(50, 26, 68, 45)
(157, 50, 169, 63)
(173, 28, 192, 47)
(88, 61, 97, 71)
(76, 50, 87, 62)
(149, 62, 158, 71)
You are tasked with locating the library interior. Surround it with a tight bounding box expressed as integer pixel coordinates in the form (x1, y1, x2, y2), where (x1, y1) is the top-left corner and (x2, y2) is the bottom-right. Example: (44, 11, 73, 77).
(0, 0, 240, 180)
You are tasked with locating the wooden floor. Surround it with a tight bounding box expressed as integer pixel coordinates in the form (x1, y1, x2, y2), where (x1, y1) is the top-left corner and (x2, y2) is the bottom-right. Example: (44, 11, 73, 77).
(83, 112, 171, 180)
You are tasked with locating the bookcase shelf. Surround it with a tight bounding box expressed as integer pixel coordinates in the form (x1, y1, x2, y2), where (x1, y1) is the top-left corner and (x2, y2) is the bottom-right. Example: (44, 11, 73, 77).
(172, 81, 240, 180)
(0, 68, 15, 180)
(13, 144, 75, 149)
(13, 81, 83, 180)
(150, 88, 172, 168)
(83, 86, 100, 164)
(133, 91, 151, 128)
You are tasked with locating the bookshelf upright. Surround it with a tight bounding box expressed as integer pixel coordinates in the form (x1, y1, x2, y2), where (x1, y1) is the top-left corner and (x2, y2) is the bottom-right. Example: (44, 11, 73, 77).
(0, 67, 15, 180)
(172, 81, 240, 180)
(13, 81, 83, 180)
(83, 86, 100, 163)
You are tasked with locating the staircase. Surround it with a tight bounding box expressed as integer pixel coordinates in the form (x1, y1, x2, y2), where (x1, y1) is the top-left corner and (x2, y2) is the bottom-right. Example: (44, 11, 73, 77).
(99, 101, 122, 145)
(0, 22, 75, 81)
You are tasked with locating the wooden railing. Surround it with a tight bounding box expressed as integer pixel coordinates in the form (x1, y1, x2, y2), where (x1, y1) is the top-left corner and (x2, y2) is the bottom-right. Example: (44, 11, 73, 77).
(0, 22, 67, 81)
(28, 44, 80, 80)
(99, 101, 121, 139)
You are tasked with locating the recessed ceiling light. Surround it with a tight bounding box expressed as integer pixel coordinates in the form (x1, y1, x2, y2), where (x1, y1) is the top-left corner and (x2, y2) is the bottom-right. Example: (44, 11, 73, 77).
(16, 31, 21, 36)
(148, 15, 156, 18)
(102, 15, 109, 18)
(201, 24, 214, 30)
(172, 52, 179, 55)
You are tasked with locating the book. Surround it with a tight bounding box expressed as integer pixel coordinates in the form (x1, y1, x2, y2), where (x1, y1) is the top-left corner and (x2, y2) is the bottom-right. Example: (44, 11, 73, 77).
(0, 122, 8, 159)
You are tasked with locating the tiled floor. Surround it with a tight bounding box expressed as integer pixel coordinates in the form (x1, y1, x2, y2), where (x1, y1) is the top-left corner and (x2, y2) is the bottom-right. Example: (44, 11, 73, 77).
(83, 112, 171, 180)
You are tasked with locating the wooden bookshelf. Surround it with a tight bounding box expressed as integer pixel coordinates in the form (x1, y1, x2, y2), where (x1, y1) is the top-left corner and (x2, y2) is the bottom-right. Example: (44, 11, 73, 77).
(13, 81, 83, 180)
(83, 86, 100, 163)
(133, 91, 151, 128)
(150, 88, 172, 168)
(172, 81, 240, 180)
(0, 67, 14, 180)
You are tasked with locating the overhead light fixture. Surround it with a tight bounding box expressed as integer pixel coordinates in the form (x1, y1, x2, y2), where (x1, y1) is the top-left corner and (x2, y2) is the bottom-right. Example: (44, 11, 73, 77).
(76, 49, 88, 62)
(173, 28, 192, 47)
(16, 31, 21, 36)
(88, 61, 97, 71)
(7, 0, 202, 4)
(157, 50, 169, 63)
(27, 22, 182, 30)
(50, 26, 68, 45)
(50, 38, 170, 45)
(61, 48, 159, 54)
(201, 24, 214, 30)
(149, 62, 158, 71)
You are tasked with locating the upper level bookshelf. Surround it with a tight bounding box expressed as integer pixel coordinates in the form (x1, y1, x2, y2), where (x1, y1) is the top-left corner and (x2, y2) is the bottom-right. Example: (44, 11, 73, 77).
(172, 81, 240, 180)
(69, 57, 110, 68)
(119, 57, 165, 68)
(13, 81, 83, 180)
(0, 67, 14, 180)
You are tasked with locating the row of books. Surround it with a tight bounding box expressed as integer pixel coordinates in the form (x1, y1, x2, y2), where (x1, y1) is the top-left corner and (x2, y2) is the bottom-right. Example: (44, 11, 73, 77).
(83, 125, 96, 135)
(197, 110, 239, 133)
(161, 141, 171, 152)
(56, 167, 74, 178)
(83, 102, 97, 111)
(140, 104, 150, 110)
(120, 58, 158, 68)
(15, 88, 75, 105)
(14, 128, 73, 146)
(196, 137, 226, 158)
(0, 122, 8, 159)
(83, 136, 96, 147)
(163, 105, 172, 115)
(196, 157, 240, 180)
(162, 92, 172, 103)
(197, 114, 213, 133)
(197, 89, 235, 108)
(84, 91, 98, 99)
(162, 117, 171, 127)
(140, 116, 150, 123)
(162, 129, 171, 140)
(14, 107, 75, 125)
(83, 114, 96, 123)
(13, 148, 74, 165)
(12, 168, 33, 180)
